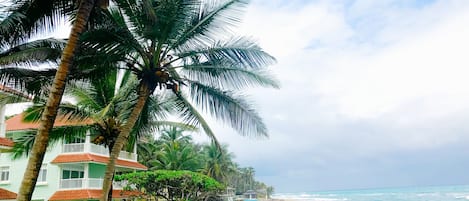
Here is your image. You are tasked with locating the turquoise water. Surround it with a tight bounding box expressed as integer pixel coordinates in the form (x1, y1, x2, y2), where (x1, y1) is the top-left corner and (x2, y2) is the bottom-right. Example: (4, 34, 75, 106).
(273, 185, 469, 201)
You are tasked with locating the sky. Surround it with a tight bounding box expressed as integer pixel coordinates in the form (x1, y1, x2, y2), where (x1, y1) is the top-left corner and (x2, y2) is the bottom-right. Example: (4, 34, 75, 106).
(199, 0, 469, 193)
(5, 0, 469, 194)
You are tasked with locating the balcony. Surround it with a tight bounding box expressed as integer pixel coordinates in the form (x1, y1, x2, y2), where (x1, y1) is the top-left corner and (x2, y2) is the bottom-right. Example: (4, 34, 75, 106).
(59, 178, 126, 189)
(62, 143, 137, 161)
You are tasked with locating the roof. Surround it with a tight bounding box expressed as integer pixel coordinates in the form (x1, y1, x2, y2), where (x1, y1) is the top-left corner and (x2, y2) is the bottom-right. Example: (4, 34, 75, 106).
(51, 153, 147, 170)
(0, 188, 16, 200)
(0, 85, 32, 100)
(49, 189, 140, 200)
(5, 113, 93, 131)
(0, 137, 13, 147)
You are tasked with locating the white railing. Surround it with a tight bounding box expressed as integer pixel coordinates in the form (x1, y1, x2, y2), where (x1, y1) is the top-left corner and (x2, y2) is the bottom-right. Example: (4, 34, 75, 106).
(60, 178, 83, 189)
(119, 151, 138, 161)
(63, 143, 85, 153)
(90, 144, 108, 155)
(59, 178, 125, 189)
(62, 143, 137, 161)
(88, 178, 103, 188)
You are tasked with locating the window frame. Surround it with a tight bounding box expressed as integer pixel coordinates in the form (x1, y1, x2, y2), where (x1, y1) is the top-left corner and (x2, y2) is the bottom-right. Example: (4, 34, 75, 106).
(36, 164, 48, 185)
(61, 169, 84, 180)
(0, 166, 10, 183)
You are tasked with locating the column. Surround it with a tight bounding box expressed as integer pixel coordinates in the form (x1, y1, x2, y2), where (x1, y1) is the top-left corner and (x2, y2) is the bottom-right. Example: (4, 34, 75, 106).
(84, 163, 89, 188)
(84, 131, 91, 153)
(0, 102, 6, 138)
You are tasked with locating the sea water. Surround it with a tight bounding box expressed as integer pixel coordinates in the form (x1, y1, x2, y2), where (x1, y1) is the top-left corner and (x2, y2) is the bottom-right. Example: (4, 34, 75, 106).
(272, 185, 469, 201)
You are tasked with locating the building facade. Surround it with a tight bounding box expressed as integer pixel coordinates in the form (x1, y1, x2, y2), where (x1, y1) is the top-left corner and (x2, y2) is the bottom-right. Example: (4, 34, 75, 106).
(0, 112, 147, 201)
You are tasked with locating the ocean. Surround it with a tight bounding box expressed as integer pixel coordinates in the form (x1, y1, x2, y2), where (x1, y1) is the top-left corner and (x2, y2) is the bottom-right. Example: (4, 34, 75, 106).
(272, 185, 469, 201)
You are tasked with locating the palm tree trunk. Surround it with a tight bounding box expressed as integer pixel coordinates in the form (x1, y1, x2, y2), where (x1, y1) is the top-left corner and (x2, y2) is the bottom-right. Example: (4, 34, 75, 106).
(15, 0, 96, 200)
(107, 143, 115, 201)
(102, 83, 151, 200)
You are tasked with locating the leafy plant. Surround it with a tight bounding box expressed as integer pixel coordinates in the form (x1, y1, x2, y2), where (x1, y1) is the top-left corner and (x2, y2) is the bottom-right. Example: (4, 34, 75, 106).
(115, 170, 224, 201)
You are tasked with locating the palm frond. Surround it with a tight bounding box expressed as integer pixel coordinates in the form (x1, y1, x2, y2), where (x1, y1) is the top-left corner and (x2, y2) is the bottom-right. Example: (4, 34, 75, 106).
(150, 0, 196, 47)
(67, 81, 104, 113)
(0, 84, 32, 103)
(169, 0, 248, 51)
(22, 101, 93, 123)
(0, 67, 56, 97)
(0, 92, 29, 104)
(78, 25, 148, 74)
(112, 0, 146, 38)
(0, 38, 65, 65)
(180, 64, 280, 89)
(188, 81, 268, 138)
(8, 125, 90, 159)
(172, 92, 221, 148)
(0, 0, 72, 46)
(176, 36, 276, 69)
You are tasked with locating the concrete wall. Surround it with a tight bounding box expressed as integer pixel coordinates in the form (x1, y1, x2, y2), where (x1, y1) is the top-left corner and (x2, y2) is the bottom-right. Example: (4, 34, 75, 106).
(0, 136, 62, 201)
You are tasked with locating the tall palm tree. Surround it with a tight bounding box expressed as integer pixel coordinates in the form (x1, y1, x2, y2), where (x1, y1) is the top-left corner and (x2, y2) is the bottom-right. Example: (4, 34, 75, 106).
(78, 1, 279, 198)
(1, 0, 111, 199)
(4, 55, 203, 199)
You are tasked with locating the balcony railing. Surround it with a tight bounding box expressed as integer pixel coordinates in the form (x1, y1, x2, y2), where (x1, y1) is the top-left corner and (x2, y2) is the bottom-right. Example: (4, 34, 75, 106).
(59, 178, 125, 189)
(63, 143, 84, 153)
(0, 123, 6, 138)
(62, 143, 137, 161)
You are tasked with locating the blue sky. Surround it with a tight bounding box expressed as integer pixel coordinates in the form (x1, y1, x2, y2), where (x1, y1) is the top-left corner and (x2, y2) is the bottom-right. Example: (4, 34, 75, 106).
(201, 0, 469, 193)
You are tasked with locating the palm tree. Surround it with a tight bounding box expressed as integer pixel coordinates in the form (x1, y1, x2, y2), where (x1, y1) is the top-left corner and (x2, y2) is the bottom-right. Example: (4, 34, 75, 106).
(78, 1, 279, 198)
(1, 0, 111, 199)
(6, 71, 178, 200)
(150, 126, 202, 171)
(159, 126, 193, 145)
(202, 143, 236, 184)
(6, 57, 209, 198)
(244, 167, 255, 191)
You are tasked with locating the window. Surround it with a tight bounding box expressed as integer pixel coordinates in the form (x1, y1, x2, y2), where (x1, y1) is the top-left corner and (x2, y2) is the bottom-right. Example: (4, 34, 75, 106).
(62, 170, 84, 179)
(0, 166, 9, 182)
(37, 164, 47, 183)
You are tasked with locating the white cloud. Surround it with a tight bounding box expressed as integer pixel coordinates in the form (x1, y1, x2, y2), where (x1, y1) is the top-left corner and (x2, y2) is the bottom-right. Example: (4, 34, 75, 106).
(212, 0, 469, 192)
(314, 1, 469, 120)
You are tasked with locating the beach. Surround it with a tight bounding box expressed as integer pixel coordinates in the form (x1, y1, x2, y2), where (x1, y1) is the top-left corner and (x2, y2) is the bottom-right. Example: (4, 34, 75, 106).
(270, 185, 469, 201)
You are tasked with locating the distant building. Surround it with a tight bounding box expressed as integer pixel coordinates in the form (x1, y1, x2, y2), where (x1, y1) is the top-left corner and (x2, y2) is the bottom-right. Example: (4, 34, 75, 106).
(243, 190, 257, 201)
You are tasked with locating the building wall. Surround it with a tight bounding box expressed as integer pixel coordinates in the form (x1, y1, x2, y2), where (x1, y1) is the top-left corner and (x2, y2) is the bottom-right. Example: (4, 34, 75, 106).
(0, 134, 62, 201)
(88, 164, 106, 178)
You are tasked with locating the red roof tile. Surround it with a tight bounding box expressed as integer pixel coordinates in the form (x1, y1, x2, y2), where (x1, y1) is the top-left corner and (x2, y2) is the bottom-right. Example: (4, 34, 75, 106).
(49, 189, 140, 200)
(0, 137, 13, 147)
(0, 188, 16, 200)
(51, 153, 147, 170)
(5, 113, 93, 131)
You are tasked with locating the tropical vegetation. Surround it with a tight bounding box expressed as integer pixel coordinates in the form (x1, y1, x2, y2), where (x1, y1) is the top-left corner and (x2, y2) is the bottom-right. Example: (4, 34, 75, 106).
(115, 170, 224, 201)
(1, 0, 107, 199)
(138, 127, 274, 198)
(0, 0, 278, 200)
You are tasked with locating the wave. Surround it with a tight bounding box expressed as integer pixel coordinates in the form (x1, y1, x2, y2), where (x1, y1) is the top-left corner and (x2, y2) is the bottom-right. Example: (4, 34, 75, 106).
(272, 193, 347, 201)
(272, 185, 469, 201)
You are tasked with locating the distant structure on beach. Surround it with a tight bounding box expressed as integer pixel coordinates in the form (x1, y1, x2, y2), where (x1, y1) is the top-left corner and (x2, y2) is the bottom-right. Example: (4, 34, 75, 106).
(243, 190, 258, 201)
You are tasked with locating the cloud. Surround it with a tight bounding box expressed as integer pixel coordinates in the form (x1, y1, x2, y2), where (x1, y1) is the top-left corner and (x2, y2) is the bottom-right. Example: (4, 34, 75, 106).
(4, 0, 469, 193)
(207, 0, 469, 192)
